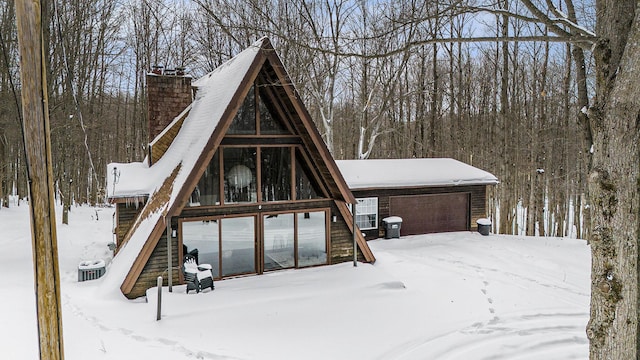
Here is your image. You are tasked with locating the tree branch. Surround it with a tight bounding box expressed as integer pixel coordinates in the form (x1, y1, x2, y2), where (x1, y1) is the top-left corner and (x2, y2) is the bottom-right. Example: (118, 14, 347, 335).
(286, 35, 595, 59)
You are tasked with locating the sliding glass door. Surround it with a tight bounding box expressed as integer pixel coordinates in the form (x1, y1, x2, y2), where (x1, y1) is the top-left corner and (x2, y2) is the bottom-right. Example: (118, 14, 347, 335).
(297, 211, 327, 267)
(181, 219, 220, 278)
(181, 209, 328, 279)
(262, 210, 328, 271)
(263, 213, 295, 271)
(221, 216, 256, 276)
(182, 216, 256, 279)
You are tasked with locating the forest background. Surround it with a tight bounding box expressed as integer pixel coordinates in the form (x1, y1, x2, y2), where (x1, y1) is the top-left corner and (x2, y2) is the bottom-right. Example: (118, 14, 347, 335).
(0, 0, 595, 237)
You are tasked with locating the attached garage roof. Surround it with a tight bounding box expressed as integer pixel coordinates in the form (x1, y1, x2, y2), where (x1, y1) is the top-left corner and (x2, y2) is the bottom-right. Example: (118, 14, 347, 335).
(336, 158, 499, 190)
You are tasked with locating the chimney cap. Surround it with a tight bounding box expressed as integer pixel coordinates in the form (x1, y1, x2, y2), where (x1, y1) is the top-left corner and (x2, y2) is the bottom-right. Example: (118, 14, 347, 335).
(151, 65, 163, 75)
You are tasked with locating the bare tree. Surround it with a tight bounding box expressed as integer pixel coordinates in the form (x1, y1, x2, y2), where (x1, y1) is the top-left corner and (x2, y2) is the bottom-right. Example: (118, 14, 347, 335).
(584, 1, 640, 357)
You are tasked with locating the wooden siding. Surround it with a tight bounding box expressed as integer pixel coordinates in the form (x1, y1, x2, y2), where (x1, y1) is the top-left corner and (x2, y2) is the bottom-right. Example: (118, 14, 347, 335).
(122, 40, 373, 298)
(352, 185, 488, 240)
(329, 201, 366, 263)
(179, 200, 364, 264)
(181, 200, 366, 263)
(115, 202, 145, 252)
(128, 230, 181, 299)
(127, 200, 366, 298)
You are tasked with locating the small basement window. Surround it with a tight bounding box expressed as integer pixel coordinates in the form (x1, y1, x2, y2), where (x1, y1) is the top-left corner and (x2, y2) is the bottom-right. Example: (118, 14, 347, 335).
(354, 197, 378, 230)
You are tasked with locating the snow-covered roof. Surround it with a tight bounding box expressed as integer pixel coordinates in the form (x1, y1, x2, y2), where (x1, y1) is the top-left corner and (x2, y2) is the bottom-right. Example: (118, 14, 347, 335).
(101, 38, 265, 297)
(102, 37, 373, 298)
(106, 40, 263, 200)
(336, 158, 498, 190)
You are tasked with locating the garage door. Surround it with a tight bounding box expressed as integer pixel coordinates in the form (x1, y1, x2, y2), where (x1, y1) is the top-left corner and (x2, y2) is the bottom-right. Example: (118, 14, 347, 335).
(389, 193, 470, 235)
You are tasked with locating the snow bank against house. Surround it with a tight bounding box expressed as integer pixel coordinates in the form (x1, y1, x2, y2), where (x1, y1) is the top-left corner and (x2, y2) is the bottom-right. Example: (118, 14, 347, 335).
(337, 158, 499, 189)
(1, 203, 589, 359)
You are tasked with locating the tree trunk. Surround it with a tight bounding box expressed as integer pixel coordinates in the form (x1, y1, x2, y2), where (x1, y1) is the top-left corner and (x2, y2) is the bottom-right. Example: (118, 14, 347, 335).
(0, 134, 6, 208)
(587, 1, 640, 358)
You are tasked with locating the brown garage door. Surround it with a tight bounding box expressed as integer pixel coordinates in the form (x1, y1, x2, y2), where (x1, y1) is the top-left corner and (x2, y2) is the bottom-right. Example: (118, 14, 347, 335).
(389, 193, 470, 235)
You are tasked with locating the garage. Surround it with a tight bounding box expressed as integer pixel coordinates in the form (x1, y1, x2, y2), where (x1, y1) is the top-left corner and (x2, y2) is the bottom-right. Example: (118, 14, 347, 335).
(389, 193, 470, 235)
(336, 158, 498, 239)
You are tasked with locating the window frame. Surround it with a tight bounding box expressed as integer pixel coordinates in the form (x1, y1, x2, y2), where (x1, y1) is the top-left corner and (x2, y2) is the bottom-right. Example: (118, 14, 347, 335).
(353, 197, 379, 230)
(188, 144, 328, 208)
(261, 208, 330, 271)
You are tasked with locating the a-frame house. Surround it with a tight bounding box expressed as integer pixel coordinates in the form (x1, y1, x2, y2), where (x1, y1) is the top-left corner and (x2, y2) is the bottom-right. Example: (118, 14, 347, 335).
(106, 37, 375, 299)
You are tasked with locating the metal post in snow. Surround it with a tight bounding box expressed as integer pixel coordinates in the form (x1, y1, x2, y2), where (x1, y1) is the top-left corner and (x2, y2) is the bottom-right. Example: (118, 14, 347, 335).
(353, 203, 357, 267)
(156, 276, 162, 321)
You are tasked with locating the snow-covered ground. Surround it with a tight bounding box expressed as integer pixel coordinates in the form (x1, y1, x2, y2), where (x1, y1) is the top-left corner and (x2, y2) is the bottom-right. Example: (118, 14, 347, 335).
(1, 202, 590, 359)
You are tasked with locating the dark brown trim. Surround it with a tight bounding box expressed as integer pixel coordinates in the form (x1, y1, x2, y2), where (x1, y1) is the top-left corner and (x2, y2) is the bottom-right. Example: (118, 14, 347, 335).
(333, 200, 376, 263)
(265, 51, 355, 204)
(122, 48, 267, 296)
(108, 196, 148, 204)
(181, 197, 334, 215)
(257, 73, 298, 135)
(295, 146, 331, 199)
(180, 213, 260, 280)
(290, 147, 295, 201)
(256, 146, 262, 203)
(220, 136, 303, 146)
(120, 38, 376, 296)
(179, 207, 331, 278)
(166, 51, 267, 218)
(254, 85, 261, 135)
(349, 184, 495, 192)
(121, 216, 168, 294)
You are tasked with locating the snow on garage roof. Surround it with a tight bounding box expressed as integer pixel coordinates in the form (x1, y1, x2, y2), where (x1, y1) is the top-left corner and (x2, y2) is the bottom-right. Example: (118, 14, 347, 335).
(335, 158, 499, 190)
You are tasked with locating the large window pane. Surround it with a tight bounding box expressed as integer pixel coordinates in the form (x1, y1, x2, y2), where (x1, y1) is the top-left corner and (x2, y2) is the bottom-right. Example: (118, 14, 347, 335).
(188, 151, 220, 206)
(295, 149, 323, 200)
(261, 147, 291, 201)
(182, 220, 220, 278)
(297, 211, 327, 267)
(228, 86, 256, 135)
(221, 217, 256, 276)
(224, 147, 257, 204)
(263, 213, 295, 270)
(259, 89, 290, 134)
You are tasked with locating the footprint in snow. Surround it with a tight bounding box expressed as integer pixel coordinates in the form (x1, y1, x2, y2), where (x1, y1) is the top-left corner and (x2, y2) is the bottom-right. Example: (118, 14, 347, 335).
(376, 281, 406, 290)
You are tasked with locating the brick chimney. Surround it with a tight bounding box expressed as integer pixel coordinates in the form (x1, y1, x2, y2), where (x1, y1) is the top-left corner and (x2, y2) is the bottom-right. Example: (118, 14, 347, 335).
(146, 67, 193, 143)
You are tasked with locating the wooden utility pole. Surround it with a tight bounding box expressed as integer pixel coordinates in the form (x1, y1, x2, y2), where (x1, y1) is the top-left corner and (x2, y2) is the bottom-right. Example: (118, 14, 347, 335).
(15, 1, 65, 359)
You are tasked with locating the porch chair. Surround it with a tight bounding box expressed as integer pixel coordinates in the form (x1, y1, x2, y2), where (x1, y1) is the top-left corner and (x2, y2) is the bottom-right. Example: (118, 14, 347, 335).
(183, 255, 200, 294)
(183, 254, 215, 293)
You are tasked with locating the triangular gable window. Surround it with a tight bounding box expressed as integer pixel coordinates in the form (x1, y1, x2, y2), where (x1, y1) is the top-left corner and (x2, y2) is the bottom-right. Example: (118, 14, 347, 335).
(228, 85, 256, 135)
(259, 87, 290, 135)
(228, 81, 293, 136)
(189, 151, 220, 206)
(295, 149, 323, 200)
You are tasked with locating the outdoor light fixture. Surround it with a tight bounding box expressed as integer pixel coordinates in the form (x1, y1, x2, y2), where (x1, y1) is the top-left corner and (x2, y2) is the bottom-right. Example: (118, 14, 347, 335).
(171, 229, 177, 238)
(332, 215, 337, 223)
